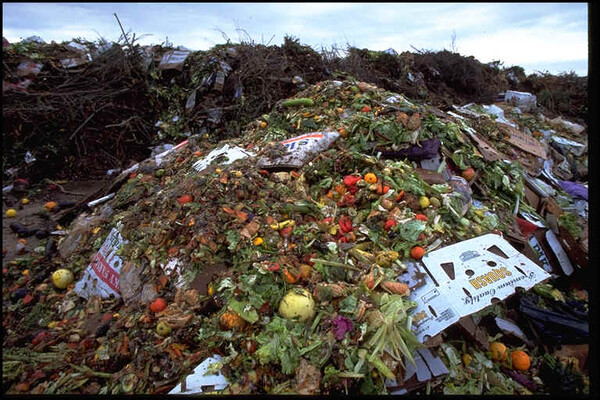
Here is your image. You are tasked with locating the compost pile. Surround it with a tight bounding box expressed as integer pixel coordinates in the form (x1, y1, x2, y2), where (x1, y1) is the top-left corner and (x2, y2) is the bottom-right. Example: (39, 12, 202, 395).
(3, 35, 586, 188)
(1, 36, 328, 185)
(2, 76, 589, 395)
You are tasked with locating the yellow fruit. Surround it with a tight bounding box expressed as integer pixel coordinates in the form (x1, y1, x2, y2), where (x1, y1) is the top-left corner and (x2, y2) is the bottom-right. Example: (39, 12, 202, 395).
(253, 237, 264, 246)
(6, 209, 17, 218)
(279, 288, 316, 322)
(21, 198, 30, 205)
(52, 269, 74, 289)
(259, 121, 268, 129)
(156, 321, 172, 336)
(490, 342, 508, 362)
(418, 196, 430, 209)
(207, 283, 216, 297)
(462, 354, 473, 366)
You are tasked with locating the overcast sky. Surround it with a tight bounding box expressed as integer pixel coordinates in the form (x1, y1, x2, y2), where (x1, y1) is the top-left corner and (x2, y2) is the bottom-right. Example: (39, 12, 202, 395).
(2, 2, 589, 76)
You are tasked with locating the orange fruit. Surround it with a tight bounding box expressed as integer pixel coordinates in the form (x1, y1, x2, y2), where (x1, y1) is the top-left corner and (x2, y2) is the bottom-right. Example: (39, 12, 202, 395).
(219, 310, 246, 330)
(44, 201, 58, 211)
(410, 246, 425, 260)
(511, 350, 531, 370)
(490, 342, 508, 361)
(462, 167, 475, 181)
(364, 173, 377, 184)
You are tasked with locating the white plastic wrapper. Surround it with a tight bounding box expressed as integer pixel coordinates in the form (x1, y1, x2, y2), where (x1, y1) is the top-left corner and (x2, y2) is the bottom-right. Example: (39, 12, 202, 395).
(551, 136, 587, 157)
(549, 117, 585, 135)
(158, 50, 190, 71)
(481, 104, 517, 127)
(191, 144, 255, 172)
(74, 227, 126, 299)
(257, 131, 340, 169)
(504, 90, 537, 112)
(16, 61, 43, 77)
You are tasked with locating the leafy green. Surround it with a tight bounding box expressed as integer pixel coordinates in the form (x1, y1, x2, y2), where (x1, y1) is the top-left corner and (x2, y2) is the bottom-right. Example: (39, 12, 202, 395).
(339, 295, 358, 315)
(397, 220, 426, 242)
(228, 299, 259, 323)
(255, 316, 304, 374)
(558, 212, 582, 238)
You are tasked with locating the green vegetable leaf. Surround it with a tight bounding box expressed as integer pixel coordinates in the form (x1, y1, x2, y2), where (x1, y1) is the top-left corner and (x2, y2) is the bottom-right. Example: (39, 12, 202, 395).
(228, 299, 259, 323)
(225, 229, 240, 251)
(398, 220, 426, 242)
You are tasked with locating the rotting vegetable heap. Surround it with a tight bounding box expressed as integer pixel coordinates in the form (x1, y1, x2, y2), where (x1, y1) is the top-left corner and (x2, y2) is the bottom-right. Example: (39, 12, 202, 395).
(2, 79, 588, 394)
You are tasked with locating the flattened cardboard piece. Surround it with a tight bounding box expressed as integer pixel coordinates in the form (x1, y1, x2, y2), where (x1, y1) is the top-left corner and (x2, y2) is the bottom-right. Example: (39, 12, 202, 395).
(553, 344, 589, 370)
(544, 196, 563, 216)
(528, 234, 554, 273)
(391, 349, 448, 394)
(523, 184, 542, 211)
(417, 348, 449, 377)
(402, 262, 461, 343)
(545, 230, 575, 275)
(256, 131, 340, 169)
(169, 355, 229, 394)
(557, 226, 588, 268)
(406, 234, 551, 342)
(498, 123, 547, 159)
(74, 227, 126, 299)
(457, 316, 489, 349)
(463, 126, 504, 162)
(415, 168, 445, 184)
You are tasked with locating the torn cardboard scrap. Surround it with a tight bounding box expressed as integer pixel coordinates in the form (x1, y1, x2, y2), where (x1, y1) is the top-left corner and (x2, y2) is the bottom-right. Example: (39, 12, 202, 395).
(169, 355, 228, 394)
(400, 233, 551, 342)
(387, 348, 449, 394)
(498, 123, 547, 159)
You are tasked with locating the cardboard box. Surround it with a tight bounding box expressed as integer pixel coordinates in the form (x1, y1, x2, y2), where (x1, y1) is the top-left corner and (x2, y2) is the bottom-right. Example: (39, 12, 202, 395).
(400, 234, 551, 342)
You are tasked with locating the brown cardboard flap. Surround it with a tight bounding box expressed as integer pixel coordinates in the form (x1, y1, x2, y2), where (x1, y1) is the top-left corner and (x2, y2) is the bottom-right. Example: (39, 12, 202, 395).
(499, 123, 547, 159)
(558, 226, 588, 268)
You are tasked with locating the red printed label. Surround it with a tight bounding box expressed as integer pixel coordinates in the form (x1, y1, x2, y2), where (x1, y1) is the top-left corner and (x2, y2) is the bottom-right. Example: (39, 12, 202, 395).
(90, 253, 120, 292)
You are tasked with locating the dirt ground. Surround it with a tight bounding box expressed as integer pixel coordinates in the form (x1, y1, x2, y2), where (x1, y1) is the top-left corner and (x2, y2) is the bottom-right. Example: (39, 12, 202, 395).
(2, 180, 108, 264)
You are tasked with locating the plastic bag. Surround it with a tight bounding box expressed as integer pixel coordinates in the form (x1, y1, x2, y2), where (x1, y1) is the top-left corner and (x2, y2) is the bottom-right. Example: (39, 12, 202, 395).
(443, 175, 472, 217)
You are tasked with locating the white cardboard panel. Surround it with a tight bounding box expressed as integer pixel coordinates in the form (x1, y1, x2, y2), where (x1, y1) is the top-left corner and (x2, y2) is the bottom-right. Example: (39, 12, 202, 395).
(169, 355, 228, 394)
(545, 230, 574, 275)
(404, 234, 550, 342)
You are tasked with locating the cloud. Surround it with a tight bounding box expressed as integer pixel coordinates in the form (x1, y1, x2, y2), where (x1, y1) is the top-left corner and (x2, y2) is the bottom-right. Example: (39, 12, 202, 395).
(459, 26, 588, 65)
(264, 2, 360, 18)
